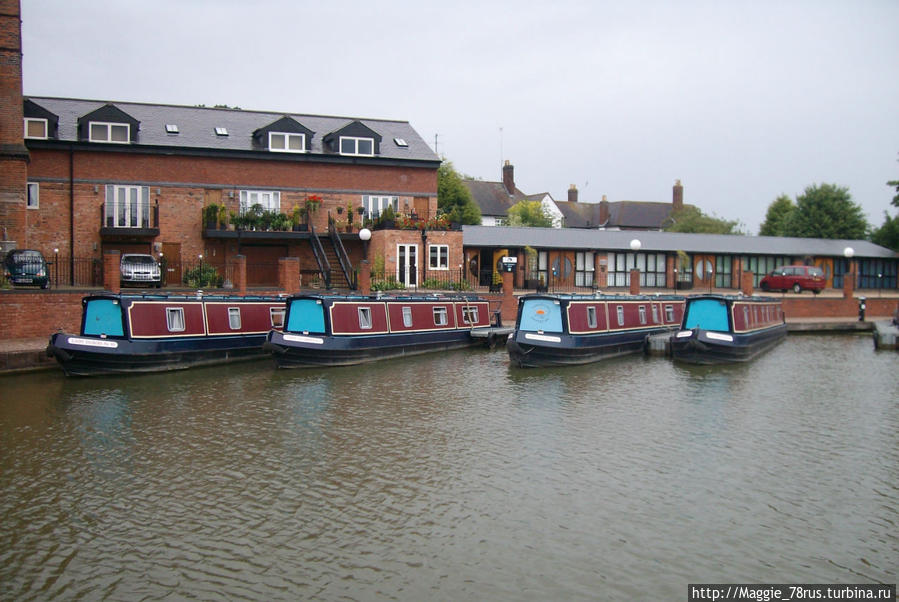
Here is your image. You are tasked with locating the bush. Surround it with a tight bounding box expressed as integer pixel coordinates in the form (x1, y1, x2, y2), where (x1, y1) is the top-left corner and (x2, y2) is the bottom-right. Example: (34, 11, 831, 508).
(183, 263, 223, 288)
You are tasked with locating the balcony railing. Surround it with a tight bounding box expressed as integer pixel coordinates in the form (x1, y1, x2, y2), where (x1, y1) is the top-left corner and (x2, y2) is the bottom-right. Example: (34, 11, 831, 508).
(100, 202, 159, 236)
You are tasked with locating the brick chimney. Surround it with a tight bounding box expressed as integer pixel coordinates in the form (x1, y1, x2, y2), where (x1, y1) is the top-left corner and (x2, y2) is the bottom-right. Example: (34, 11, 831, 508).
(568, 184, 578, 203)
(502, 160, 515, 195)
(599, 194, 610, 225)
(673, 179, 684, 212)
(0, 0, 29, 250)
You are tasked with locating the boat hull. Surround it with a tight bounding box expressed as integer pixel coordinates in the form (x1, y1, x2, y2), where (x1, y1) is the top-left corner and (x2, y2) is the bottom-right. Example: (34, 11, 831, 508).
(47, 332, 270, 376)
(670, 324, 787, 365)
(265, 329, 478, 368)
(506, 327, 674, 368)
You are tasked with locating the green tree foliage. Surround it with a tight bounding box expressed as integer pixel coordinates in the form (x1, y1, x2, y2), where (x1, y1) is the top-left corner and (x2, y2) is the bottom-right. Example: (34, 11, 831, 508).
(437, 161, 481, 225)
(663, 206, 743, 235)
(782, 183, 869, 239)
(759, 194, 796, 237)
(871, 212, 899, 251)
(506, 200, 554, 228)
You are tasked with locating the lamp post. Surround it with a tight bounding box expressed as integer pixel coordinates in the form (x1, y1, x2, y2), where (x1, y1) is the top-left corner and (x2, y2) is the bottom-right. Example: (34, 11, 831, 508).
(53, 247, 59, 288)
(843, 246, 854, 289)
(359, 227, 371, 261)
(629, 239, 641, 291)
(707, 264, 713, 293)
(673, 267, 678, 295)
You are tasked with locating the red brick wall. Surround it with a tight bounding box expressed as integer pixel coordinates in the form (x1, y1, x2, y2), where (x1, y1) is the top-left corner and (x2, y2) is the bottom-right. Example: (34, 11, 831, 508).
(0, 291, 85, 339)
(0, 0, 28, 246)
(782, 296, 898, 319)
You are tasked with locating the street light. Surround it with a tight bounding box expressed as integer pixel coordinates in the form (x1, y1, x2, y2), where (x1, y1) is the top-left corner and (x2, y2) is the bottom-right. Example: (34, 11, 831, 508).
(843, 247, 854, 289)
(53, 247, 59, 288)
(359, 227, 371, 261)
(629, 239, 641, 252)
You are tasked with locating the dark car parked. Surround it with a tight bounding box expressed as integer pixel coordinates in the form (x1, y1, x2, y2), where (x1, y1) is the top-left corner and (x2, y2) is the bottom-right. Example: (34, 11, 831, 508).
(3, 249, 50, 289)
(760, 265, 825, 294)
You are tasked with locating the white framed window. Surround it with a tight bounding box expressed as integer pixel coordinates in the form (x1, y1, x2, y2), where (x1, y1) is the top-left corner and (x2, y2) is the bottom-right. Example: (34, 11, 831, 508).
(165, 124, 179, 134)
(105, 185, 151, 228)
(576, 251, 595, 287)
(89, 121, 130, 143)
(362, 195, 398, 219)
(214, 127, 228, 136)
(166, 308, 185, 332)
(24, 118, 48, 139)
(26, 182, 39, 209)
(402, 306, 413, 327)
(270, 308, 285, 328)
(228, 307, 241, 330)
(239, 190, 280, 214)
(429, 244, 449, 270)
(340, 136, 374, 156)
(269, 132, 305, 153)
(638, 305, 647, 325)
(666, 305, 676, 323)
(433, 306, 448, 326)
(616, 305, 625, 326)
(358, 307, 373, 329)
(651, 305, 660, 324)
(461, 306, 479, 325)
(587, 306, 597, 329)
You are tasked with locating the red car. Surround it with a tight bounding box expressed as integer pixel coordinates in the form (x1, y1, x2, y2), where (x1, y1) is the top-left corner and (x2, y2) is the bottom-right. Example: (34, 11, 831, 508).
(760, 265, 825, 294)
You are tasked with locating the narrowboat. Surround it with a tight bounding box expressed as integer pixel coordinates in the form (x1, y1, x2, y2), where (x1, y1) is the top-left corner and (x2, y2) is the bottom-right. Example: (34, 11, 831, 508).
(670, 294, 787, 364)
(47, 293, 286, 376)
(263, 293, 495, 367)
(506, 293, 686, 368)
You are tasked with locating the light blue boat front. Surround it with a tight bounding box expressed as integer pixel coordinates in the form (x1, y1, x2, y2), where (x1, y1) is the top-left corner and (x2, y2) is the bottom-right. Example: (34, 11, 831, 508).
(286, 298, 326, 333)
(683, 298, 730, 332)
(83, 299, 124, 336)
(519, 298, 563, 332)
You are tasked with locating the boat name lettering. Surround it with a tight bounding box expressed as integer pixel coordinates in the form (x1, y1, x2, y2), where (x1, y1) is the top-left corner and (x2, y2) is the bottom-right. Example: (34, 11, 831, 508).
(67, 337, 119, 349)
(283, 334, 324, 345)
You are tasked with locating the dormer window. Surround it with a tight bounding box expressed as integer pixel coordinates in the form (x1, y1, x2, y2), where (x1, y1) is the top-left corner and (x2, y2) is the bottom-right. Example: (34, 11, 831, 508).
(24, 118, 48, 139)
(90, 122, 130, 144)
(340, 136, 374, 156)
(269, 132, 305, 153)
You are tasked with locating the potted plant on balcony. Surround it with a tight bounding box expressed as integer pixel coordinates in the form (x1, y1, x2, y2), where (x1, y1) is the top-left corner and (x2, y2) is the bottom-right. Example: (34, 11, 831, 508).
(203, 203, 222, 230)
(290, 205, 307, 231)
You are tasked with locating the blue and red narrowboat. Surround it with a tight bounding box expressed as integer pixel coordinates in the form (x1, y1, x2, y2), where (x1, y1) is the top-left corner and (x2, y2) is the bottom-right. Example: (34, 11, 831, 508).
(47, 293, 286, 376)
(263, 293, 494, 367)
(670, 294, 787, 364)
(506, 293, 685, 368)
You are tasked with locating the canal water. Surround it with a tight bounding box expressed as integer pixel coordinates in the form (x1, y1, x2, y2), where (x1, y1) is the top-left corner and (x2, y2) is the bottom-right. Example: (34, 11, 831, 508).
(1, 335, 896, 600)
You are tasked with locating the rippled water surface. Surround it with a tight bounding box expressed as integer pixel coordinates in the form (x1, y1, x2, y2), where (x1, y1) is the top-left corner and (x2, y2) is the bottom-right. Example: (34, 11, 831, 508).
(1, 335, 897, 600)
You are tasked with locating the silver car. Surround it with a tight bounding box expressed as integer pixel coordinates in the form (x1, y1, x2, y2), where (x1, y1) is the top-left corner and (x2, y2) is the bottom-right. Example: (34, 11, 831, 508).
(120, 253, 162, 287)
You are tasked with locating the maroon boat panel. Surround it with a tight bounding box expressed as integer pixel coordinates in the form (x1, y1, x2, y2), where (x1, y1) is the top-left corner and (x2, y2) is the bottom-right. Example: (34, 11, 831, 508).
(731, 301, 783, 333)
(330, 302, 390, 335)
(205, 302, 285, 336)
(128, 301, 207, 338)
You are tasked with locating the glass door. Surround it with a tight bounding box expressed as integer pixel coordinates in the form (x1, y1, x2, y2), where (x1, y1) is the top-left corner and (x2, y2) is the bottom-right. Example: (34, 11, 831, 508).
(397, 244, 418, 288)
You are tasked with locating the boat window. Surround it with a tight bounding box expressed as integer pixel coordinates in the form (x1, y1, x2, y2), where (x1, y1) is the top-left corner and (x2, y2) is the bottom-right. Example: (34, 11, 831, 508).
(616, 305, 624, 326)
(665, 305, 674, 323)
(166, 307, 185, 332)
(586, 306, 597, 329)
(270, 307, 285, 329)
(358, 307, 373, 329)
(402, 306, 413, 327)
(433, 306, 448, 326)
(753, 306, 758, 324)
(462, 306, 479, 325)
(228, 307, 241, 330)
(83, 299, 125, 336)
(743, 307, 749, 327)
(638, 305, 647, 325)
(651, 305, 659, 324)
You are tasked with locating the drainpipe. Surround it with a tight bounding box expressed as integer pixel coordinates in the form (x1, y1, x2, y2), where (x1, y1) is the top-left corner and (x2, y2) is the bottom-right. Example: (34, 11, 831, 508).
(69, 147, 75, 285)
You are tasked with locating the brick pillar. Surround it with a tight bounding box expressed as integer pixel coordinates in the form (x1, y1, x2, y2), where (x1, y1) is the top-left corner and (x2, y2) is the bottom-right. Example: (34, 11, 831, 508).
(103, 250, 121, 293)
(233, 255, 246, 294)
(278, 257, 300, 294)
(741, 270, 754, 296)
(0, 0, 29, 249)
(842, 268, 855, 298)
(501, 269, 516, 325)
(629, 269, 641, 295)
(358, 260, 371, 295)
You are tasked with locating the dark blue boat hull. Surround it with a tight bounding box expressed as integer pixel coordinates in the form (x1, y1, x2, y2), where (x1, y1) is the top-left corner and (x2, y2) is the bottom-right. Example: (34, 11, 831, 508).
(506, 326, 674, 368)
(670, 324, 787, 365)
(264, 329, 478, 367)
(47, 332, 270, 376)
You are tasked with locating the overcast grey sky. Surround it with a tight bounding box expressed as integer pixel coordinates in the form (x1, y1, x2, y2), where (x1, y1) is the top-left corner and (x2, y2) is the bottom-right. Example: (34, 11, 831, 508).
(20, 0, 899, 234)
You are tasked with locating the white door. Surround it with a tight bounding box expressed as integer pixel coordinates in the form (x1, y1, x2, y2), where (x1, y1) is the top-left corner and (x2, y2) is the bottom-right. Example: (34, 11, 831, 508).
(397, 244, 418, 288)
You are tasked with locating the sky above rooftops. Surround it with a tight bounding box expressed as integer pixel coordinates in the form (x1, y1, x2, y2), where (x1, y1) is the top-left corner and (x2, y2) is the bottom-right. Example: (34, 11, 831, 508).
(20, 0, 899, 234)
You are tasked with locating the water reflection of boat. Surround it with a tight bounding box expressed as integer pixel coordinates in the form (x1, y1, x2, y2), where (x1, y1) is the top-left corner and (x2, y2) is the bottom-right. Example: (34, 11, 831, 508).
(670, 294, 787, 364)
(506, 293, 685, 368)
(47, 293, 286, 376)
(264, 293, 494, 367)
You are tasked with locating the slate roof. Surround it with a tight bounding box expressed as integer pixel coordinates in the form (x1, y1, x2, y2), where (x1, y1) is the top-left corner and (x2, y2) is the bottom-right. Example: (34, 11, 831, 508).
(554, 201, 603, 228)
(554, 200, 682, 229)
(461, 225, 898, 259)
(24, 96, 439, 164)
(462, 179, 526, 217)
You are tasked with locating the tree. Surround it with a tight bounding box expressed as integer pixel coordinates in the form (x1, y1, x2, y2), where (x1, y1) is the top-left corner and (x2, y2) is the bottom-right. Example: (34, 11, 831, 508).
(871, 212, 899, 251)
(437, 161, 481, 225)
(663, 206, 743, 235)
(782, 183, 869, 239)
(759, 194, 795, 237)
(506, 200, 554, 228)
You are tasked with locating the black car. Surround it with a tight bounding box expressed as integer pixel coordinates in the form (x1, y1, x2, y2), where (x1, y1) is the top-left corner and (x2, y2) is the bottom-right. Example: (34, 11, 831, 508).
(3, 249, 50, 288)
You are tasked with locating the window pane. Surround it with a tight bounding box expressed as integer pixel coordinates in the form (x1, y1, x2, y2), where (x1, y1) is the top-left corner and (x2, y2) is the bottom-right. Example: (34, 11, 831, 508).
(228, 308, 241, 329)
(288, 134, 303, 150)
(91, 123, 107, 141)
(270, 133, 285, 149)
(358, 139, 373, 155)
(341, 138, 354, 154)
(111, 124, 128, 142)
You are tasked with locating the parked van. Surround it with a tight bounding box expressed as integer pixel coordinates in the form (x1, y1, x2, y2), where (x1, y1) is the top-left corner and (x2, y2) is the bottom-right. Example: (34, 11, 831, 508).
(760, 265, 825, 294)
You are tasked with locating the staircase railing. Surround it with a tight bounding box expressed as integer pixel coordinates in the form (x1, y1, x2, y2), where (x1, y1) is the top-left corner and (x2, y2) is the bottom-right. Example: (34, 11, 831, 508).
(308, 222, 332, 289)
(329, 219, 357, 290)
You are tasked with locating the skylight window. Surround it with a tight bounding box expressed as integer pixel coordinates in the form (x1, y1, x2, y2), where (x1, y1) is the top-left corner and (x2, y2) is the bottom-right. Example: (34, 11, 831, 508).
(165, 124, 179, 134)
(394, 137, 408, 147)
(214, 127, 228, 136)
